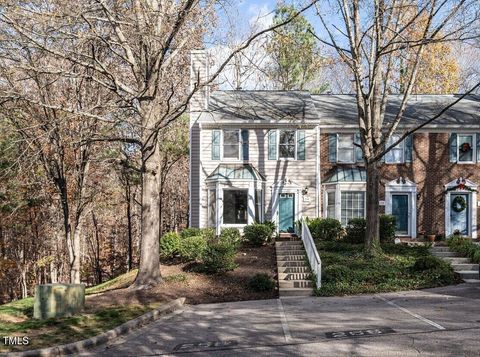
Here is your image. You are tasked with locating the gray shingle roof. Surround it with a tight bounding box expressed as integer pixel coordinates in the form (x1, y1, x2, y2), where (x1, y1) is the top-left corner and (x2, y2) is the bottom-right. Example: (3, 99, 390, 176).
(200, 90, 319, 124)
(312, 94, 480, 128)
(199, 91, 480, 128)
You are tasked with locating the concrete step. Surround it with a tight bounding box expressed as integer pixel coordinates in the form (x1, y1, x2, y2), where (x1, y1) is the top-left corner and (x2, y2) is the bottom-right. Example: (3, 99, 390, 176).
(430, 247, 451, 252)
(275, 249, 306, 255)
(277, 266, 311, 274)
(432, 251, 461, 257)
(278, 272, 311, 280)
(443, 257, 472, 264)
(457, 270, 480, 280)
(277, 261, 309, 268)
(463, 279, 480, 284)
(279, 288, 314, 297)
(451, 263, 479, 271)
(279, 280, 313, 289)
(275, 242, 303, 248)
(276, 255, 306, 261)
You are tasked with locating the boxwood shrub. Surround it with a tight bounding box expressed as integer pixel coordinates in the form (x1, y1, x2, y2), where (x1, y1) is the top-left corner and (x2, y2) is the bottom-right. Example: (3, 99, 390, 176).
(344, 218, 366, 244)
(244, 223, 272, 246)
(160, 232, 181, 259)
(248, 273, 275, 292)
(179, 235, 207, 261)
(202, 238, 238, 274)
(306, 217, 343, 241)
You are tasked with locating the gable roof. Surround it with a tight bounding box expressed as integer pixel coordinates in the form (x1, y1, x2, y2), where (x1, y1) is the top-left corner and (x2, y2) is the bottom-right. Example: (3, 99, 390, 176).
(312, 94, 480, 129)
(199, 90, 319, 125)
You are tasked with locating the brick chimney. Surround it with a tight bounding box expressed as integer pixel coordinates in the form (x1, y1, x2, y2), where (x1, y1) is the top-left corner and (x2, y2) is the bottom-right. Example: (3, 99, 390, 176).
(190, 49, 210, 118)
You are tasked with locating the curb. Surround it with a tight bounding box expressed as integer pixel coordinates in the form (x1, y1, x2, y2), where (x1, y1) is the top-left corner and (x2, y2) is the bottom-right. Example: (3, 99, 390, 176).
(3, 297, 186, 357)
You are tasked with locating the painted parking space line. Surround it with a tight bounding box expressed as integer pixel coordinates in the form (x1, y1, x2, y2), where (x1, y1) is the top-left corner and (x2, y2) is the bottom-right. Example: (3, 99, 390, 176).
(277, 299, 293, 342)
(377, 296, 446, 330)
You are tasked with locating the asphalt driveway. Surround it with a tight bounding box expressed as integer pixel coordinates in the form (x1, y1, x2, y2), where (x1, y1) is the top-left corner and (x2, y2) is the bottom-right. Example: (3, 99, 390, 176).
(84, 283, 480, 356)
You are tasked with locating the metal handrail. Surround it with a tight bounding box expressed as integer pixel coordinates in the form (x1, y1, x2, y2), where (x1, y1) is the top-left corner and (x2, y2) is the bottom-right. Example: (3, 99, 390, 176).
(301, 218, 322, 288)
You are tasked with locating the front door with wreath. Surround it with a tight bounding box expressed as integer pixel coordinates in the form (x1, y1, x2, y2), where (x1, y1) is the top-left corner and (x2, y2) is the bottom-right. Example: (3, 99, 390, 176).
(450, 193, 469, 235)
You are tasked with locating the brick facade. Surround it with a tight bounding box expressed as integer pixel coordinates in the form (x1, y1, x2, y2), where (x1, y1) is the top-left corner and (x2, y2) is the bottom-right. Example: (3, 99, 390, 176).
(320, 132, 480, 236)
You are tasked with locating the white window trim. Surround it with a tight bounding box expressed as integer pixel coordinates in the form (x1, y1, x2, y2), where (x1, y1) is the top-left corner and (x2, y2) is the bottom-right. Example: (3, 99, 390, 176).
(444, 179, 477, 238)
(276, 129, 298, 160)
(336, 133, 355, 164)
(456, 133, 476, 164)
(385, 136, 405, 164)
(385, 179, 417, 238)
(221, 129, 242, 162)
(322, 183, 366, 225)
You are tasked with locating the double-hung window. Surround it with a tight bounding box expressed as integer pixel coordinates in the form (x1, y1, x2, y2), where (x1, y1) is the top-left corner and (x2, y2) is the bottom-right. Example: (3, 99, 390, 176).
(326, 191, 336, 218)
(385, 134, 405, 163)
(279, 130, 296, 159)
(340, 191, 365, 226)
(458, 134, 475, 163)
(223, 129, 240, 160)
(337, 134, 355, 163)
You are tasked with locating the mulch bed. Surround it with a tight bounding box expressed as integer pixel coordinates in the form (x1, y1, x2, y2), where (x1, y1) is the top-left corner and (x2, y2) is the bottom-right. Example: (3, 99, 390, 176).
(86, 244, 278, 310)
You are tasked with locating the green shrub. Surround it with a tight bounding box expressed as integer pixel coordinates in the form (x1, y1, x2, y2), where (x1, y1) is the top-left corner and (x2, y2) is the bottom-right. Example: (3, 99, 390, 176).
(243, 223, 272, 246)
(248, 273, 275, 292)
(306, 217, 343, 241)
(323, 264, 351, 284)
(344, 218, 366, 244)
(380, 215, 396, 243)
(447, 236, 480, 263)
(220, 228, 242, 247)
(200, 228, 216, 240)
(412, 255, 446, 271)
(159, 232, 181, 259)
(263, 221, 276, 235)
(180, 227, 202, 239)
(412, 255, 454, 285)
(201, 238, 238, 274)
(179, 235, 207, 261)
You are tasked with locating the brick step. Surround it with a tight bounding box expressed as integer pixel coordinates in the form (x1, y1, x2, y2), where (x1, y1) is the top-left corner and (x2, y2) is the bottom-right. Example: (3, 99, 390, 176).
(443, 257, 472, 264)
(451, 263, 479, 271)
(457, 270, 480, 280)
(277, 261, 309, 268)
(277, 266, 311, 274)
(279, 288, 314, 297)
(432, 251, 461, 258)
(278, 272, 311, 281)
(279, 280, 313, 289)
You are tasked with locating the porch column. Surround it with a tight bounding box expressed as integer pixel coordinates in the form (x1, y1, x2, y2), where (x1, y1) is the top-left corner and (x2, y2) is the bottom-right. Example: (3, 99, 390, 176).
(247, 181, 255, 225)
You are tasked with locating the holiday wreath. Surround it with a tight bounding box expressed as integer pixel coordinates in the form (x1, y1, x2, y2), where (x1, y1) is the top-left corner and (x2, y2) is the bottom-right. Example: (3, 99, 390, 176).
(452, 195, 467, 213)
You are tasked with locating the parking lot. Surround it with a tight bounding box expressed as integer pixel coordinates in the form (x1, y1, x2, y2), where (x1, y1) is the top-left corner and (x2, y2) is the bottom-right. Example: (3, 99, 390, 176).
(86, 283, 480, 356)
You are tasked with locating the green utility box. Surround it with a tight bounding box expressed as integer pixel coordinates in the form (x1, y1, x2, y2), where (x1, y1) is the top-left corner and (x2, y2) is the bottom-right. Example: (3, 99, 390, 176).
(33, 284, 85, 319)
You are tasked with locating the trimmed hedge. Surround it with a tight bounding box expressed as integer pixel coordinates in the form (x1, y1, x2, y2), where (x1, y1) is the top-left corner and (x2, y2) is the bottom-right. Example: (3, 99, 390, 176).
(244, 223, 272, 246)
(380, 215, 396, 243)
(306, 217, 343, 241)
(202, 238, 238, 273)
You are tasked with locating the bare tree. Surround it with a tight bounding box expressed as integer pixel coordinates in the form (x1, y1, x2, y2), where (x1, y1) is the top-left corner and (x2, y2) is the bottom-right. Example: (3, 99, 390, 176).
(0, 0, 318, 287)
(313, 0, 480, 252)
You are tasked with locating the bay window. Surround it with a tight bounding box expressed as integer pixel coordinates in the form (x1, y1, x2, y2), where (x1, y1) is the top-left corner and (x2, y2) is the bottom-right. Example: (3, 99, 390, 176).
(341, 191, 366, 225)
(223, 189, 248, 224)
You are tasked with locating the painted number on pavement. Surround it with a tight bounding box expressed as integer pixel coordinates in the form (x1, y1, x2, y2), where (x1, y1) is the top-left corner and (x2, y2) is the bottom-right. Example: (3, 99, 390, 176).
(325, 327, 396, 339)
(173, 340, 238, 351)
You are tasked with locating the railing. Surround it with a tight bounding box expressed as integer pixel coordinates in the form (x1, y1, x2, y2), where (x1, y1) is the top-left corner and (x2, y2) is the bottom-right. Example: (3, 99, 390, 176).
(301, 218, 322, 288)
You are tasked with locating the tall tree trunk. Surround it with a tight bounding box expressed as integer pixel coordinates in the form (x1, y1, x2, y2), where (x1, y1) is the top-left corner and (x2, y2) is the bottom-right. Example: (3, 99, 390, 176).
(365, 160, 380, 253)
(126, 184, 133, 272)
(69, 223, 82, 284)
(365, 162, 380, 254)
(20, 269, 28, 298)
(134, 144, 162, 287)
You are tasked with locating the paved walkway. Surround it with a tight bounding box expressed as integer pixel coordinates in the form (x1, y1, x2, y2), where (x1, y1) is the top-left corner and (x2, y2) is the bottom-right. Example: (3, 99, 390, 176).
(84, 283, 480, 356)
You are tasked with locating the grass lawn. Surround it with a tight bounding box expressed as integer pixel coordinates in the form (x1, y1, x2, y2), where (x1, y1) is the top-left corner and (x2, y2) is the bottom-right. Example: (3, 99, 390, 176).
(315, 242, 458, 296)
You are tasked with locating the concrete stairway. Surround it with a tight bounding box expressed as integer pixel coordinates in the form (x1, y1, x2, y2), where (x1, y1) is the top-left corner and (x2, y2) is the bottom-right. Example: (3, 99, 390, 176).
(431, 246, 480, 283)
(276, 240, 314, 297)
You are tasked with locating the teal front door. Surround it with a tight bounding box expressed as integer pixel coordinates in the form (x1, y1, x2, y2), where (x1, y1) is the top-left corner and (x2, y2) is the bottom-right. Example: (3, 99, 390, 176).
(450, 193, 469, 235)
(392, 194, 409, 235)
(279, 193, 295, 233)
